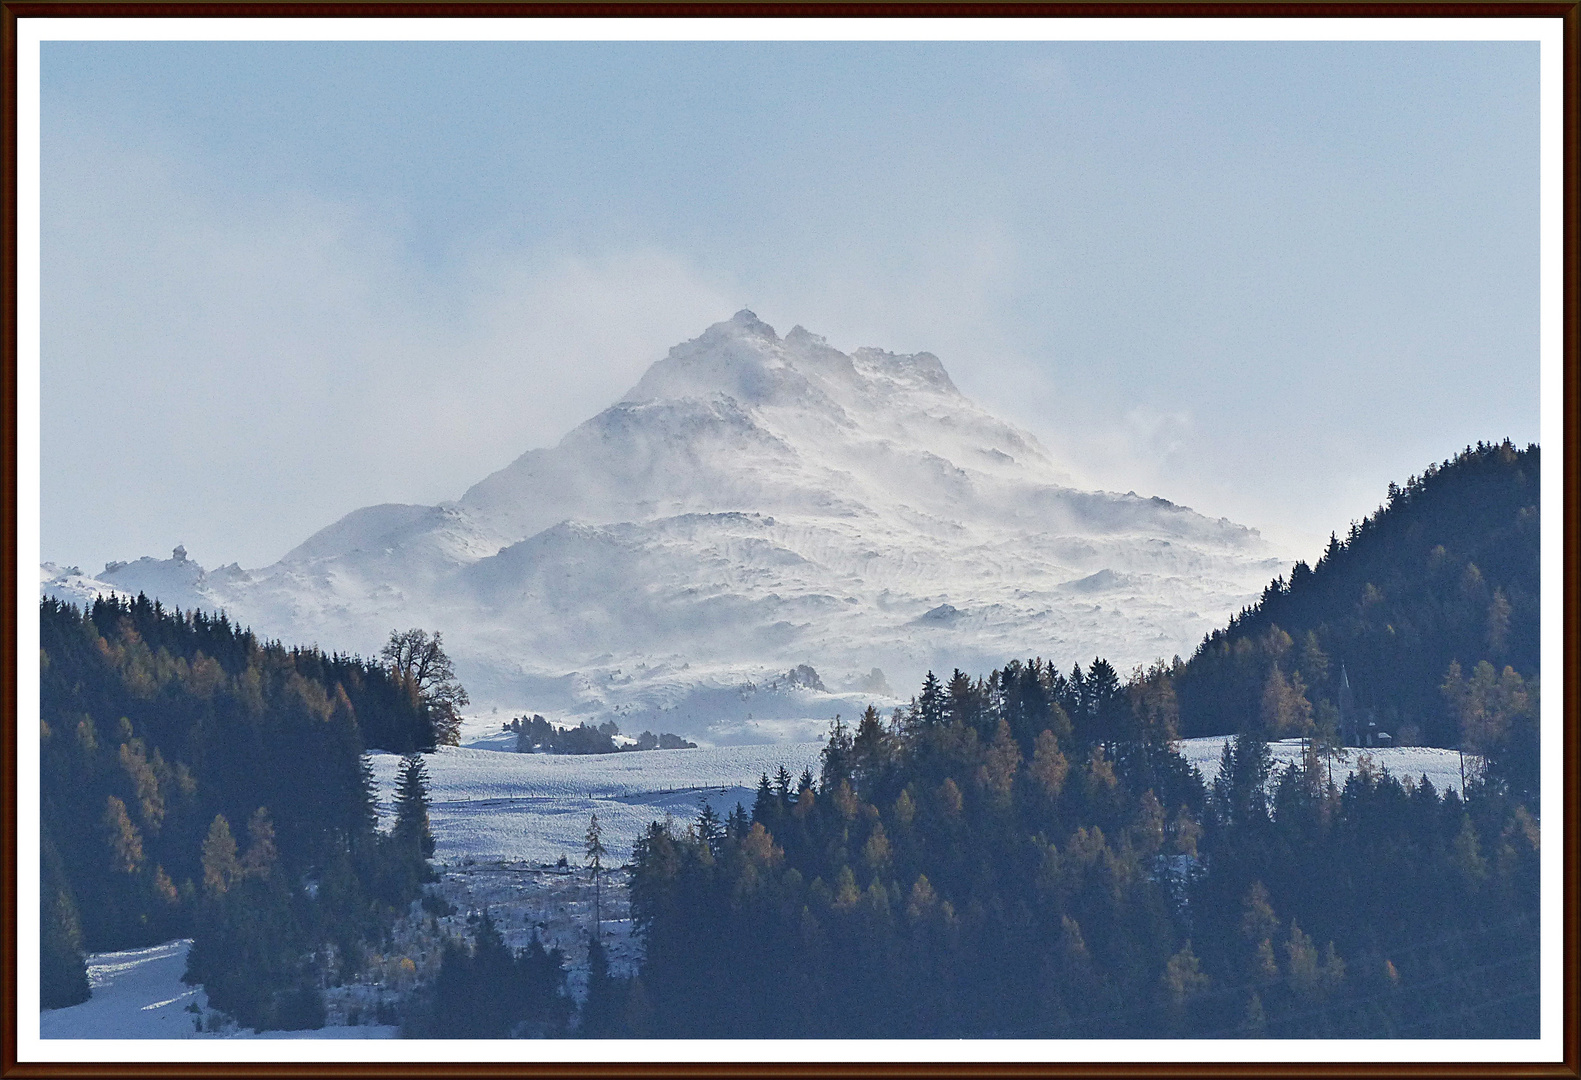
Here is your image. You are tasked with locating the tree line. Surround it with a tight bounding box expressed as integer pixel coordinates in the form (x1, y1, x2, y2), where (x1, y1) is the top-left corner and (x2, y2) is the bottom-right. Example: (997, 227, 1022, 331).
(615, 659, 1537, 1037)
(509, 714, 696, 754)
(409, 815, 613, 1038)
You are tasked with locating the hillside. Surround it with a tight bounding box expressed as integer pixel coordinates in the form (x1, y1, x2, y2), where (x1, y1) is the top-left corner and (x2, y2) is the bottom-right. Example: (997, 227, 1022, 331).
(39, 595, 439, 1027)
(1175, 440, 1539, 753)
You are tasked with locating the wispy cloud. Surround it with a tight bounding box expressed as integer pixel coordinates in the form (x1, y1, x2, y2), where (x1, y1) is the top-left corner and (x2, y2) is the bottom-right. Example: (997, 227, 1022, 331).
(43, 117, 734, 569)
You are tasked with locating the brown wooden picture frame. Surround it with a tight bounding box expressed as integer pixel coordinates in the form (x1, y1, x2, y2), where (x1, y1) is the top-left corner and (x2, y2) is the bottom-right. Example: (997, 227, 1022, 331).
(3, 9, 1576, 1076)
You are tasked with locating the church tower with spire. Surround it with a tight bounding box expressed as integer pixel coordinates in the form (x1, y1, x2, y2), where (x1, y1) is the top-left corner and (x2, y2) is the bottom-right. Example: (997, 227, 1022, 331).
(1337, 664, 1357, 746)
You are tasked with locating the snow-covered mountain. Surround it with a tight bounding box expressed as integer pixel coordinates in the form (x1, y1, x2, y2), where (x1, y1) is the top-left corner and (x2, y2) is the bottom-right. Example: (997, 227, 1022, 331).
(43, 311, 1286, 743)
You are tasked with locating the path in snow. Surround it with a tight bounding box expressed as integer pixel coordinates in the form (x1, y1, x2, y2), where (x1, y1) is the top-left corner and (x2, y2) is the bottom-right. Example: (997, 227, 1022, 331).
(40, 941, 204, 1040)
(38, 940, 399, 1040)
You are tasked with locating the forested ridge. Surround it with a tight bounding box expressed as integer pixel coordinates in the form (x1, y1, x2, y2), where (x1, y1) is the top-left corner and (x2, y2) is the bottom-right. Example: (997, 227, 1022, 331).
(40, 594, 442, 1027)
(1176, 440, 1538, 756)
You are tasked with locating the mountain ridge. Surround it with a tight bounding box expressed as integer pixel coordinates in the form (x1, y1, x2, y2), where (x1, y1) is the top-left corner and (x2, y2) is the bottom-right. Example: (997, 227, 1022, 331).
(44, 311, 1285, 743)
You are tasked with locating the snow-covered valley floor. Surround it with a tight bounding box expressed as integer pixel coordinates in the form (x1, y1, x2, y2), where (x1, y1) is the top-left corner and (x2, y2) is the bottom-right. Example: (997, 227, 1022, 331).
(42, 730, 1467, 1039)
(368, 725, 827, 866)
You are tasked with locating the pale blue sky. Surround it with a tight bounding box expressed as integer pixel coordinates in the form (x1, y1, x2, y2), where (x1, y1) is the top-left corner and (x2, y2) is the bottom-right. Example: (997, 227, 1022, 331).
(41, 40, 1539, 572)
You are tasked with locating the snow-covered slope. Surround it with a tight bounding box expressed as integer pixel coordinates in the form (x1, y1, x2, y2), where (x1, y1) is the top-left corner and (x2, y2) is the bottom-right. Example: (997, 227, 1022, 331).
(38, 939, 400, 1039)
(44, 312, 1285, 742)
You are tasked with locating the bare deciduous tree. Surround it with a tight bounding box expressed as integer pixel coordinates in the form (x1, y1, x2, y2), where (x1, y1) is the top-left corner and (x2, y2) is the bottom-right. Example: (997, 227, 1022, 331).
(381, 628, 469, 746)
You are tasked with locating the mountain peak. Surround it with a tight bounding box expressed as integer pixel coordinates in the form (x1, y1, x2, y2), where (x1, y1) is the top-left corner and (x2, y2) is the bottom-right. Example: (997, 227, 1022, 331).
(731, 307, 771, 329)
(623, 313, 974, 415)
(705, 308, 778, 342)
(624, 311, 799, 408)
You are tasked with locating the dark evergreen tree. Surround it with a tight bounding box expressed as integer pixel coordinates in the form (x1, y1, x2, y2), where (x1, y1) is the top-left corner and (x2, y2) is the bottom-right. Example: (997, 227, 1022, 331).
(819, 715, 854, 791)
(428, 913, 569, 1038)
(915, 670, 945, 727)
(1082, 658, 1124, 747)
(40, 829, 89, 1008)
(725, 802, 751, 840)
(751, 773, 778, 826)
(1210, 733, 1274, 830)
(580, 936, 620, 1038)
(851, 704, 894, 797)
(695, 801, 724, 857)
(394, 753, 436, 859)
(585, 812, 607, 937)
(944, 669, 981, 732)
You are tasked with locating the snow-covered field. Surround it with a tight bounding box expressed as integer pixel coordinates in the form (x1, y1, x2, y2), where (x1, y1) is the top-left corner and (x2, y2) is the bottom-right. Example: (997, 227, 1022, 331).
(371, 719, 826, 865)
(1182, 735, 1468, 797)
(384, 722, 1467, 872)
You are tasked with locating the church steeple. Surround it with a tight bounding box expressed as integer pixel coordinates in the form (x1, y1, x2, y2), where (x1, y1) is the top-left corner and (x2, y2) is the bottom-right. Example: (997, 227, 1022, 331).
(1337, 664, 1356, 746)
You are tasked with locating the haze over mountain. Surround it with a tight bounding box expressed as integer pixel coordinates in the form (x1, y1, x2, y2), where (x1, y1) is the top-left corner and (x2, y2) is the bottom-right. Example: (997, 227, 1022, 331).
(44, 311, 1285, 743)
